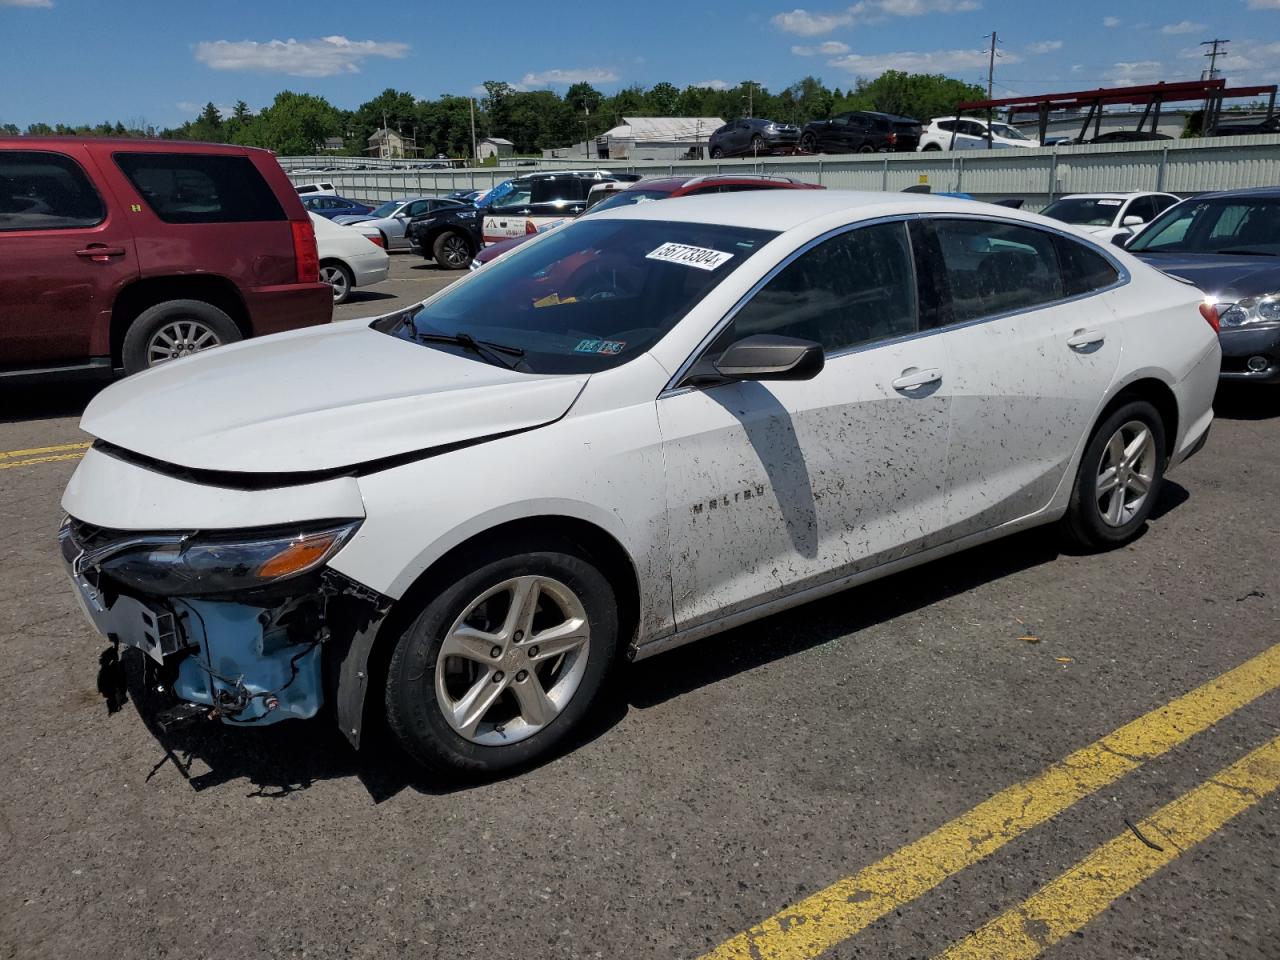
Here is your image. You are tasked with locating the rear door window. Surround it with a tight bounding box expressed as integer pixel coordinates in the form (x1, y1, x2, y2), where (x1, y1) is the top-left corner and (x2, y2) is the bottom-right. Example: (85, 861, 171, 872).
(927, 218, 1065, 323)
(0, 150, 105, 231)
(1054, 236, 1121, 296)
(114, 152, 285, 224)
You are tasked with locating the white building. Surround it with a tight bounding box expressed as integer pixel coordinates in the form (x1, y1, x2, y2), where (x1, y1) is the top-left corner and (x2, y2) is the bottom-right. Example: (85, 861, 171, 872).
(545, 116, 726, 162)
(478, 137, 515, 159)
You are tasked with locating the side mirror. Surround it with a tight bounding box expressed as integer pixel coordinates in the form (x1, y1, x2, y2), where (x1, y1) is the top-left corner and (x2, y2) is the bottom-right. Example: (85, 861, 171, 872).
(1122, 215, 1144, 227)
(1111, 232, 1131, 248)
(713, 335, 825, 381)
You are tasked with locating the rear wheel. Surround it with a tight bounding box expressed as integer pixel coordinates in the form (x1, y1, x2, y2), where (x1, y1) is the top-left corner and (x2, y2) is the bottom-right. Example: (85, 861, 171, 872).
(800, 133, 818, 153)
(432, 230, 473, 270)
(121, 299, 241, 375)
(385, 543, 619, 776)
(858, 144, 876, 154)
(319, 260, 354, 304)
(710, 146, 724, 159)
(1063, 399, 1167, 550)
(922, 142, 943, 152)
(750, 134, 764, 153)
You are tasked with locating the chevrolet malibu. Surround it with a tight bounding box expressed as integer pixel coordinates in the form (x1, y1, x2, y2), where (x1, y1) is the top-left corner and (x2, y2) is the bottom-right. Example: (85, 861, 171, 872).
(59, 192, 1221, 776)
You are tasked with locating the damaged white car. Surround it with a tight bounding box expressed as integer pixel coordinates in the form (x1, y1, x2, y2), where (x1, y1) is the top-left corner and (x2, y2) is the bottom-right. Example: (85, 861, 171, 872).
(60, 191, 1221, 775)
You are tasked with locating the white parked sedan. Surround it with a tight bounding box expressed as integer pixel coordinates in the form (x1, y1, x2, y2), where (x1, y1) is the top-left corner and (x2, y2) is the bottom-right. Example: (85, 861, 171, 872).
(310, 214, 390, 305)
(1041, 192, 1181, 244)
(59, 192, 1220, 776)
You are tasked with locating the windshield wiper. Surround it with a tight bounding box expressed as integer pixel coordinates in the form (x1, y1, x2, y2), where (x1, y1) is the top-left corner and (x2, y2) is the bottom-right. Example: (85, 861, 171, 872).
(411, 330, 526, 370)
(1214, 247, 1279, 257)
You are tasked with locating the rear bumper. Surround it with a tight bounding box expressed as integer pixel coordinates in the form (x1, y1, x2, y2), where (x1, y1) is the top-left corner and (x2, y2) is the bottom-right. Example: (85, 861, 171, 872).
(1218, 325, 1280, 382)
(348, 252, 390, 288)
(245, 282, 334, 336)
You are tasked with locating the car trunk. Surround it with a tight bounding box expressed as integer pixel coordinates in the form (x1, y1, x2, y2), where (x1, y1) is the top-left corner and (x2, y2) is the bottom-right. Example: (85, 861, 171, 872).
(892, 122, 922, 151)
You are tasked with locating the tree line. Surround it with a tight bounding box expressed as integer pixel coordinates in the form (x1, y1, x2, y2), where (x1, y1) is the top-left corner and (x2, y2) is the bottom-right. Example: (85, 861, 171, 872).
(4, 72, 987, 157)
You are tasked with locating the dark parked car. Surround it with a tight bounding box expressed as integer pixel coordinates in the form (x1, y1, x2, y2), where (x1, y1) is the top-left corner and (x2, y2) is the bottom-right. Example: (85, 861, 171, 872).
(1208, 118, 1280, 137)
(405, 201, 484, 270)
(0, 137, 331, 379)
(1085, 131, 1173, 145)
(801, 111, 921, 153)
(300, 194, 372, 219)
(1125, 186, 1280, 383)
(708, 118, 802, 158)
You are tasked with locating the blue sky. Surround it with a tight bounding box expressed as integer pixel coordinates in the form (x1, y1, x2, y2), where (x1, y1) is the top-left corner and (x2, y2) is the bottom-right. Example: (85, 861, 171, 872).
(2, 0, 1279, 128)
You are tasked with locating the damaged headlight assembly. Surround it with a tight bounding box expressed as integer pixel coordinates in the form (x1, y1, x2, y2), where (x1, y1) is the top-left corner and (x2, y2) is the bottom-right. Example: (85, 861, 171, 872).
(88, 520, 361, 598)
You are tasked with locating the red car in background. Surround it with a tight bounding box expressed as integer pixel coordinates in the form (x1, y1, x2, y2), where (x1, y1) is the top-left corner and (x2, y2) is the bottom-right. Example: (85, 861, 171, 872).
(469, 174, 824, 269)
(0, 137, 331, 379)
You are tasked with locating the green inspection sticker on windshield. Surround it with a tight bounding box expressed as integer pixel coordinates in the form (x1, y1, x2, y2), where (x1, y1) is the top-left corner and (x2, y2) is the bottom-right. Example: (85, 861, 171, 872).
(574, 338, 626, 355)
(646, 242, 735, 271)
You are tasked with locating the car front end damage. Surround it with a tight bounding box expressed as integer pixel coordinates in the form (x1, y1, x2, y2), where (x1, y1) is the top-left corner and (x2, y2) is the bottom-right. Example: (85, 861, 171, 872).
(59, 516, 392, 738)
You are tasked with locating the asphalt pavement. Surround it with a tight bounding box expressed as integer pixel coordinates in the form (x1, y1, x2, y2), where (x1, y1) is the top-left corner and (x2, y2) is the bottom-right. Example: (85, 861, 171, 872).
(1, 286, 1277, 960)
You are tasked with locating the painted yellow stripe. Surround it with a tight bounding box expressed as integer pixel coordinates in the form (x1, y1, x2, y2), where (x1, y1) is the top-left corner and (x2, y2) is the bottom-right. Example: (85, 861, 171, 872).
(0, 441, 91, 459)
(699, 642, 1280, 960)
(937, 734, 1280, 960)
(0, 452, 86, 471)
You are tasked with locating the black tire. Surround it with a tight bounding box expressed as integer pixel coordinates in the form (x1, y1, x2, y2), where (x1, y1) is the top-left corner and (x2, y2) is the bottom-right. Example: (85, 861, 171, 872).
(858, 144, 876, 154)
(711, 146, 724, 159)
(432, 230, 473, 270)
(319, 259, 354, 304)
(1062, 399, 1167, 550)
(120, 299, 241, 375)
(922, 142, 943, 152)
(750, 134, 764, 153)
(385, 543, 619, 776)
(800, 134, 818, 153)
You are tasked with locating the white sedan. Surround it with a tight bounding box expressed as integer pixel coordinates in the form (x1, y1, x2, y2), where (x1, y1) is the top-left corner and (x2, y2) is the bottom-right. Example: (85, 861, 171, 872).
(59, 192, 1220, 775)
(1040, 192, 1181, 244)
(310, 214, 390, 305)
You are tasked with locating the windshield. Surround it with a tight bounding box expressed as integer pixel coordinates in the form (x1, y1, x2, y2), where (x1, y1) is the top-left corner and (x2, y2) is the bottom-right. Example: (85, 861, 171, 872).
(380, 218, 777, 373)
(369, 201, 401, 218)
(1127, 197, 1280, 255)
(1041, 197, 1124, 227)
(991, 123, 1030, 141)
(588, 188, 672, 213)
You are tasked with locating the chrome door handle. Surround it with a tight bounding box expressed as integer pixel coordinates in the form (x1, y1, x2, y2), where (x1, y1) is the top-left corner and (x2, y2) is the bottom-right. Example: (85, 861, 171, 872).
(1066, 329, 1105, 349)
(891, 368, 943, 392)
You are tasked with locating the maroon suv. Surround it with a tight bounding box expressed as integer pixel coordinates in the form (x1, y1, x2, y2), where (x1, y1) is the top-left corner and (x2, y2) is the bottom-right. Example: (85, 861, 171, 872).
(0, 138, 332, 378)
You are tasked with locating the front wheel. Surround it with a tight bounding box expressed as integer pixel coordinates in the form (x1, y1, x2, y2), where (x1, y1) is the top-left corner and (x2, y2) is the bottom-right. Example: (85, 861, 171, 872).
(710, 146, 724, 159)
(432, 230, 473, 270)
(1062, 399, 1167, 550)
(922, 142, 943, 152)
(385, 544, 619, 775)
(800, 133, 817, 153)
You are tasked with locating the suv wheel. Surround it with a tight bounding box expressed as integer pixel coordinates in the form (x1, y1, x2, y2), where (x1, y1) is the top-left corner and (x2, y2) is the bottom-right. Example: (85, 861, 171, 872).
(710, 146, 724, 159)
(858, 144, 876, 154)
(319, 260, 354, 304)
(433, 230, 473, 270)
(385, 543, 619, 776)
(1063, 399, 1167, 550)
(800, 133, 817, 152)
(121, 299, 242, 375)
(750, 134, 764, 153)
(922, 142, 943, 151)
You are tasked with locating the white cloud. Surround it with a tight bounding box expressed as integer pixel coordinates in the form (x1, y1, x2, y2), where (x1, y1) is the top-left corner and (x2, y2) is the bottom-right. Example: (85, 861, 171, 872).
(772, 0, 978, 36)
(1028, 40, 1063, 54)
(1187, 39, 1280, 83)
(693, 79, 732, 90)
(1103, 60, 1165, 86)
(176, 101, 238, 116)
(0, 0, 53, 6)
(1103, 16, 1120, 27)
(1246, 0, 1280, 7)
(520, 67, 619, 86)
(828, 46, 1021, 76)
(792, 40, 852, 55)
(194, 36, 409, 77)
(1161, 20, 1206, 35)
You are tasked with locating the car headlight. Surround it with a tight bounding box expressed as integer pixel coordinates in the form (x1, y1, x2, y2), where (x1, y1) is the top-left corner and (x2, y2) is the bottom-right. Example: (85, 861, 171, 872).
(91, 521, 361, 597)
(1217, 295, 1280, 327)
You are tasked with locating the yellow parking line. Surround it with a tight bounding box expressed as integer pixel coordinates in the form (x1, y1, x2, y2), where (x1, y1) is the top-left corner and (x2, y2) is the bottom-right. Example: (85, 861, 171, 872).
(699, 642, 1280, 960)
(0, 441, 91, 460)
(937, 734, 1280, 960)
(0, 452, 87, 471)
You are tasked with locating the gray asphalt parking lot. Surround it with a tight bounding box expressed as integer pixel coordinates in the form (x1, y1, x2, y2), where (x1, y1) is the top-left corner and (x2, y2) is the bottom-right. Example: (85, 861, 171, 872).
(2, 298, 1278, 957)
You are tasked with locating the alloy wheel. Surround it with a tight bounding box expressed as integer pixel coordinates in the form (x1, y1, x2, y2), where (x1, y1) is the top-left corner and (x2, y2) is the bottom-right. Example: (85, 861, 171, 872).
(1095, 420, 1157, 527)
(145, 319, 222, 366)
(319, 264, 350, 301)
(434, 575, 591, 746)
(439, 234, 470, 268)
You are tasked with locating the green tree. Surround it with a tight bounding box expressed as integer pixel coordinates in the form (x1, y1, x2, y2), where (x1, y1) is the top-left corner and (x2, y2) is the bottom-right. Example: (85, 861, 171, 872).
(245, 90, 340, 154)
(644, 81, 680, 116)
(2, 122, 20, 135)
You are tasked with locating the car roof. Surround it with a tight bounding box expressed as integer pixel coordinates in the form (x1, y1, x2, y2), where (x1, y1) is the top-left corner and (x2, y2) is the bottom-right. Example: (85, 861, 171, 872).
(1191, 186, 1280, 200)
(1057, 192, 1168, 200)
(0, 136, 268, 156)
(588, 189, 1046, 233)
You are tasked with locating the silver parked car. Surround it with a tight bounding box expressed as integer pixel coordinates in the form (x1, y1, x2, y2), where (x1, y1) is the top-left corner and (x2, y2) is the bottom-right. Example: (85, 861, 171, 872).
(333, 197, 466, 251)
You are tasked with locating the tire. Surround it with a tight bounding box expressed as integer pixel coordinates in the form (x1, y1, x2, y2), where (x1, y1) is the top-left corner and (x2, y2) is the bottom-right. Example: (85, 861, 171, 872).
(750, 134, 764, 153)
(319, 260, 354, 304)
(800, 133, 817, 153)
(385, 543, 619, 776)
(710, 147, 724, 159)
(120, 299, 241, 375)
(922, 142, 943, 152)
(1062, 399, 1167, 550)
(432, 230, 473, 271)
(858, 144, 876, 154)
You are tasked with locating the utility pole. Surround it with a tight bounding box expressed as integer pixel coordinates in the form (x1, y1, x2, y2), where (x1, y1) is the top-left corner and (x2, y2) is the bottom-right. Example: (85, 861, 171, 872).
(1201, 39, 1229, 133)
(469, 98, 478, 165)
(984, 31, 999, 99)
(584, 105, 590, 160)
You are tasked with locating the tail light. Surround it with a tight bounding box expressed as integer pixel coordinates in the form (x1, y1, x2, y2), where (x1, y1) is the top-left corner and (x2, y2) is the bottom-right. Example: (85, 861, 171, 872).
(290, 219, 319, 284)
(365, 233, 386, 249)
(524, 219, 538, 235)
(887, 132, 897, 146)
(1199, 301, 1221, 333)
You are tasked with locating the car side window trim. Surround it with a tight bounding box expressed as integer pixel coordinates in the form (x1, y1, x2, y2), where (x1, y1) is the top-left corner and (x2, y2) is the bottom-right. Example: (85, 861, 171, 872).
(660, 212, 1131, 397)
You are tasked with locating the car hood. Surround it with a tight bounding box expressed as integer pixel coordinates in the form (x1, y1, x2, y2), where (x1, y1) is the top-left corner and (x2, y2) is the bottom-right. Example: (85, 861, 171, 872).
(331, 214, 376, 225)
(80, 321, 588, 475)
(1133, 252, 1280, 300)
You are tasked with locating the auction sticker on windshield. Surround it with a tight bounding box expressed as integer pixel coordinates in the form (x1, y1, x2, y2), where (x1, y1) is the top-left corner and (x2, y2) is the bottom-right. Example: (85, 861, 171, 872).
(646, 242, 735, 271)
